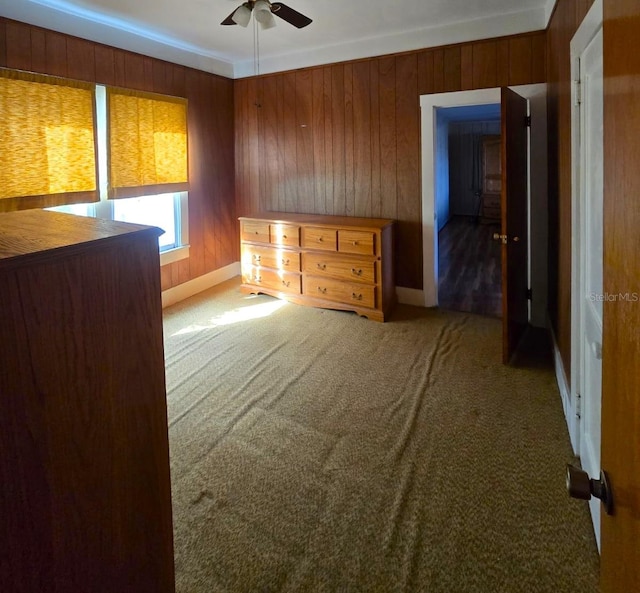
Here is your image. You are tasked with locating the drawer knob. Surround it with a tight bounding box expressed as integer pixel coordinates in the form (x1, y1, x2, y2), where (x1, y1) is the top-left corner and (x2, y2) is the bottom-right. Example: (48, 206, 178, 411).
(317, 263, 326, 270)
(282, 280, 290, 287)
(351, 268, 362, 276)
(282, 258, 290, 265)
(255, 276, 262, 282)
(317, 287, 327, 294)
(253, 255, 261, 262)
(352, 240, 358, 246)
(352, 293, 363, 301)
(282, 235, 287, 239)
(318, 237, 324, 242)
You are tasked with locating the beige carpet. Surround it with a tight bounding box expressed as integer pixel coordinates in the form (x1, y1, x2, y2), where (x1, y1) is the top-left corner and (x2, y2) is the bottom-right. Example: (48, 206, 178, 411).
(163, 278, 599, 593)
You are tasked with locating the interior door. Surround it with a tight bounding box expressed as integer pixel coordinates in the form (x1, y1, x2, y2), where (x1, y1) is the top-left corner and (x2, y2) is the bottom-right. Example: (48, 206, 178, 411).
(577, 24, 604, 547)
(601, 0, 640, 589)
(500, 87, 529, 364)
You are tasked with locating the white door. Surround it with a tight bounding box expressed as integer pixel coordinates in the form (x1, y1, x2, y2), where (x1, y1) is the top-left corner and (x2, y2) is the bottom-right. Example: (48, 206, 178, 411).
(576, 25, 604, 547)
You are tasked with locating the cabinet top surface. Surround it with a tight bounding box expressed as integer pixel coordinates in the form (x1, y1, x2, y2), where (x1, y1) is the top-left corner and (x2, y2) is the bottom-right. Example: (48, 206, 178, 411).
(239, 212, 394, 230)
(0, 210, 162, 265)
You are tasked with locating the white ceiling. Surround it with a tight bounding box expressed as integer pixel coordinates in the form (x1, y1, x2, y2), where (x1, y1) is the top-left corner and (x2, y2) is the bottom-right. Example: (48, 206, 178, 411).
(0, 0, 556, 78)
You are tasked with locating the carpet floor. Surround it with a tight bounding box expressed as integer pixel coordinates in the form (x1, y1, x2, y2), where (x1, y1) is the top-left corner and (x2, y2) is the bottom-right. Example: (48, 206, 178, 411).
(163, 278, 600, 593)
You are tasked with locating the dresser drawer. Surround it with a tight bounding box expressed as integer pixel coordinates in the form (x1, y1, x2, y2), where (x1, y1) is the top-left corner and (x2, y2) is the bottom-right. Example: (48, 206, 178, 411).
(482, 206, 501, 220)
(303, 276, 375, 309)
(244, 267, 301, 295)
(242, 245, 300, 272)
(303, 252, 376, 284)
(242, 220, 270, 243)
(338, 230, 375, 255)
(302, 227, 337, 251)
(483, 193, 501, 209)
(270, 223, 300, 247)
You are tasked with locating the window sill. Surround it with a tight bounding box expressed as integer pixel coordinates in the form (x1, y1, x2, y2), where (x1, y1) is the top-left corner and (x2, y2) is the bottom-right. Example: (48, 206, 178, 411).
(160, 245, 190, 266)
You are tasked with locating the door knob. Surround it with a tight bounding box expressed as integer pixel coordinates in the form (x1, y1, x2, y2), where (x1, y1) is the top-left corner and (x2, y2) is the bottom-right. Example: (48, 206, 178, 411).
(566, 464, 613, 515)
(493, 232, 508, 244)
(492, 233, 521, 244)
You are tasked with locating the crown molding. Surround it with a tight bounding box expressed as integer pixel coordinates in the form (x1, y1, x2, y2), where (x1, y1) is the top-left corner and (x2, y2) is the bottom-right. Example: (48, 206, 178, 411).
(233, 7, 546, 78)
(544, 0, 558, 27)
(1, 0, 547, 80)
(0, 0, 234, 78)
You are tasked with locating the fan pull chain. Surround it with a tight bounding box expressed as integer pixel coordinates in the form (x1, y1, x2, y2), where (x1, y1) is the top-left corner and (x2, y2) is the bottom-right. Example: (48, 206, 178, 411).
(253, 16, 262, 108)
(253, 16, 261, 78)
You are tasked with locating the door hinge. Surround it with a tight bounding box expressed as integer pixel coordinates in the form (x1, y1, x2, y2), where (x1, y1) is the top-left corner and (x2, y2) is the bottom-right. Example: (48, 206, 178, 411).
(526, 288, 532, 300)
(525, 115, 531, 127)
(574, 79, 582, 106)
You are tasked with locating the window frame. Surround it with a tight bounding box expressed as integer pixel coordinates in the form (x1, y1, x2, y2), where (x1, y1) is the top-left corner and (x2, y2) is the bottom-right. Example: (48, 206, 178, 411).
(49, 84, 190, 266)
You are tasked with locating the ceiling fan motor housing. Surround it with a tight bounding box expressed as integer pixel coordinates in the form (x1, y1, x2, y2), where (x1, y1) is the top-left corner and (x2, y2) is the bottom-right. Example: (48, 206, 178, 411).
(221, 1, 312, 28)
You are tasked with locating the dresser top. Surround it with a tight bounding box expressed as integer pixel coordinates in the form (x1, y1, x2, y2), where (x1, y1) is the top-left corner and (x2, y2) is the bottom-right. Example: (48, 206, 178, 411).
(0, 210, 162, 269)
(239, 212, 394, 230)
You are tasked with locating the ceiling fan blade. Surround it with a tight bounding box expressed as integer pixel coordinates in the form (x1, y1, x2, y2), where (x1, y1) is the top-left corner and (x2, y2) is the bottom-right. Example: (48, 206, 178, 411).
(270, 2, 312, 28)
(221, 8, 239, 25)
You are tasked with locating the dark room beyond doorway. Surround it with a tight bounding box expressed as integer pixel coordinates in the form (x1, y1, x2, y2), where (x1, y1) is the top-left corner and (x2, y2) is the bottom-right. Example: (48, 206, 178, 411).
(435, 105, 502, 318)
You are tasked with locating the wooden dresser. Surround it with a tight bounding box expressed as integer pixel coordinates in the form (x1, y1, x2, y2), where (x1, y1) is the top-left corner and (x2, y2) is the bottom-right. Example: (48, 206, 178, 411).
(0, 210, 175, 593)
(481, 135, 502, 222)
(239, 213, 395, 321)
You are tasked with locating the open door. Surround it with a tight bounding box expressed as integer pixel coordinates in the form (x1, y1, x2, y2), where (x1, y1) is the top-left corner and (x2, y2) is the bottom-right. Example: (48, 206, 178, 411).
(600, 0, 640, 588)
(500, 87, 529, 364)
(569, 1, 605, 545)
(565, 2, 640, 588)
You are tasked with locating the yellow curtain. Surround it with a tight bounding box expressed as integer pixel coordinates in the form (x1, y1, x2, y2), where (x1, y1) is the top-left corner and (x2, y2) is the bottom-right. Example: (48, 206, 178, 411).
(107, 88, 189, 199)
(0, 69, 98, 212)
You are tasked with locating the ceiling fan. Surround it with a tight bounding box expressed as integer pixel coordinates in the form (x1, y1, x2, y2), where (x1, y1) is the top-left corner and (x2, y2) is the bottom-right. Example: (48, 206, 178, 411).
(221, 1, 312, 29)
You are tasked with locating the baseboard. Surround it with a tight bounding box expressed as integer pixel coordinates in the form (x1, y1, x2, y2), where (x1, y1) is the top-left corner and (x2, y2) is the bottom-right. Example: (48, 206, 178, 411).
(396, 287, 425, 307)
(161, 262, 241, 309)
(549, 320, 579, 454)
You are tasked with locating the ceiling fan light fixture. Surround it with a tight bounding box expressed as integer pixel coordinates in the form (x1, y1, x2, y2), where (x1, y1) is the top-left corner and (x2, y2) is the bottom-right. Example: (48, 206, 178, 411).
(231, 4, 251, 27)
(221, 0, 312, 29)
(259, 12, 277, 29)
(253, 0, 272, 23)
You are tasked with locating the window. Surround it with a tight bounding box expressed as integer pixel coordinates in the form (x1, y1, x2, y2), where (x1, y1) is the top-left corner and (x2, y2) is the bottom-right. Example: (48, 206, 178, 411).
(50, 84, 189, 265)
(113, 193, 182, 251)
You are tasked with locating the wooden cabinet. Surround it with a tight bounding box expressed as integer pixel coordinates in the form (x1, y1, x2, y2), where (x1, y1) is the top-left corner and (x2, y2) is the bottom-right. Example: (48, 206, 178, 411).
(240, 213, 395, 321)
(481, 135, 502, 222)
(0, 210, 175, 593)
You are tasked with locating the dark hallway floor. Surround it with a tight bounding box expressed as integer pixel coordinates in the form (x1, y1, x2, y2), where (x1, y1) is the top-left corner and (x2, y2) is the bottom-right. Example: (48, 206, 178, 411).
(438, 215, 502, 317)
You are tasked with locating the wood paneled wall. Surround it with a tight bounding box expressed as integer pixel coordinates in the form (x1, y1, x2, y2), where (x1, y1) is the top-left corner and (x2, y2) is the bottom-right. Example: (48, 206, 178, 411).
(0, 18, 237, 292)
(235, 31, 546, 289)
(546, 0, 595, 376)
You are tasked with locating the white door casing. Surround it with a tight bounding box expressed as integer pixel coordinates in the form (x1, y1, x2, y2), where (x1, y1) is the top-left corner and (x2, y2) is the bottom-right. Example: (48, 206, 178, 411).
(419, 85, 548, 327)
(570, 0, 604, 549)
(420, 88, 502, 307)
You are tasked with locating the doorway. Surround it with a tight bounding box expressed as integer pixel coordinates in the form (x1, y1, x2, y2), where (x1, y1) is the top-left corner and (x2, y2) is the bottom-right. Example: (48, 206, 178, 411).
(420, 85, 548, 328)
(435, 104, 502, 317)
